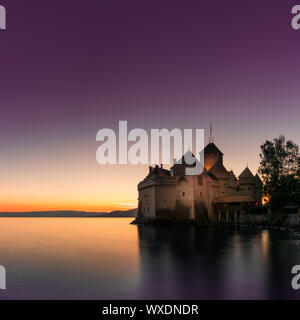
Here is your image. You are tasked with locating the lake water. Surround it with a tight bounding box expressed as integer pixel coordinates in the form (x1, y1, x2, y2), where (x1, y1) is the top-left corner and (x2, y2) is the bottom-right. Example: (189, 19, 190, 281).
(0, 218, 299, 300)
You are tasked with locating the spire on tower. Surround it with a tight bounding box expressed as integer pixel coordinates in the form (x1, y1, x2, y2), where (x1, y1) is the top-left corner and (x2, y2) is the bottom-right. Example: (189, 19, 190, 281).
(209, 122, 214, 143)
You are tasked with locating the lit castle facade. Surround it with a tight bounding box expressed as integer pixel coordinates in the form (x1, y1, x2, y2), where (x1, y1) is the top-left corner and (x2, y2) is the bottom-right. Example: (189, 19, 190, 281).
(135, 138, 262, 224)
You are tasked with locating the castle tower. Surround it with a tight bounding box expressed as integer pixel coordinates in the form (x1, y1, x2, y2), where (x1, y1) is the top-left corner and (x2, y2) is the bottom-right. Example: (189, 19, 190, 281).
(204, 124, 224, 171)
(238, 167, 262, 204)
(204, 143, 224, 171)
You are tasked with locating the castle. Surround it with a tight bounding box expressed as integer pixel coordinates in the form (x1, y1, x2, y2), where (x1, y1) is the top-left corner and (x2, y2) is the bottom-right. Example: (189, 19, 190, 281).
(135, 138, 262, 224)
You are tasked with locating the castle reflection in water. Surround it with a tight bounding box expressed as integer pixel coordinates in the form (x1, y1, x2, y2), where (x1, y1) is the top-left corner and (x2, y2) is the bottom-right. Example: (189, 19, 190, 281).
(136, 224, 300, 299)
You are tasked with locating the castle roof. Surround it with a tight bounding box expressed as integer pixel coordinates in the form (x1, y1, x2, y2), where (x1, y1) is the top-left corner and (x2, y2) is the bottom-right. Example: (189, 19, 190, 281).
(238, 167, 254, 179)
(204, 143, 223, 155)
(206, 170, 218, 181)
(208, 159, 229, 178)
(255, 173, 262, 183)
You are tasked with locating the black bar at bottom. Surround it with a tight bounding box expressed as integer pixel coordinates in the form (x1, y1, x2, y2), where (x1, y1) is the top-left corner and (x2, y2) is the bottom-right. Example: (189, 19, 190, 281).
(0, 300, 299, 319)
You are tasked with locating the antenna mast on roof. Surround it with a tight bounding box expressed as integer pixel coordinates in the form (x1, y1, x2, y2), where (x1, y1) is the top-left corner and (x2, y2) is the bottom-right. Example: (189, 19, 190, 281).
(209, 122, 214, 143)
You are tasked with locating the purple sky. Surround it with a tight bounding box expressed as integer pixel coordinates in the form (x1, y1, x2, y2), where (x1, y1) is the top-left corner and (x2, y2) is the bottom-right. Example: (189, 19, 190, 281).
(1, 0, 300, 211)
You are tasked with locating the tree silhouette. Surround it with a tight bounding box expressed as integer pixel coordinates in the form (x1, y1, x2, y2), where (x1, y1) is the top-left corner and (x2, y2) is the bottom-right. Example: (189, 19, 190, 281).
(259, 135, 300, 213)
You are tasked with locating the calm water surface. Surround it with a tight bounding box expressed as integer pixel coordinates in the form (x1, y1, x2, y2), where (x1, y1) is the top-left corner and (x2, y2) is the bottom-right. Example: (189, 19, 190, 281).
(0, 218, 299, 299)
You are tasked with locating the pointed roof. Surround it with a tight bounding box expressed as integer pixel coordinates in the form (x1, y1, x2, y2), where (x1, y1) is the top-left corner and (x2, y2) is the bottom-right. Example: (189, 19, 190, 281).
(206, 170, 219, 181)
(208, 159, 229, 178)
(255, 173, 262, 183)
(238, 167, 254, 179)
(204, 143, 223, 155)
(228, 170, 237, 180)
(196, 167, 219, 181)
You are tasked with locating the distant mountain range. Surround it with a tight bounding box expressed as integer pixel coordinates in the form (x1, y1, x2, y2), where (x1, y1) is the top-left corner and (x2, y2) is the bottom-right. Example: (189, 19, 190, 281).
(0, 209, 137, 218)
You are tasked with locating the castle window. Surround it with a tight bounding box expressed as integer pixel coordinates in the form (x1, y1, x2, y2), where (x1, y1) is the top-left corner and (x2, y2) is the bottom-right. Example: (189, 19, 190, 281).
(182, 192, 185, 197)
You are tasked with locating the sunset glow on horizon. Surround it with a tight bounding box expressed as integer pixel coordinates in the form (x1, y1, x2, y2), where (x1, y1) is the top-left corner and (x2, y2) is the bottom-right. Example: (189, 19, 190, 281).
(1, 1, 300, 212)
